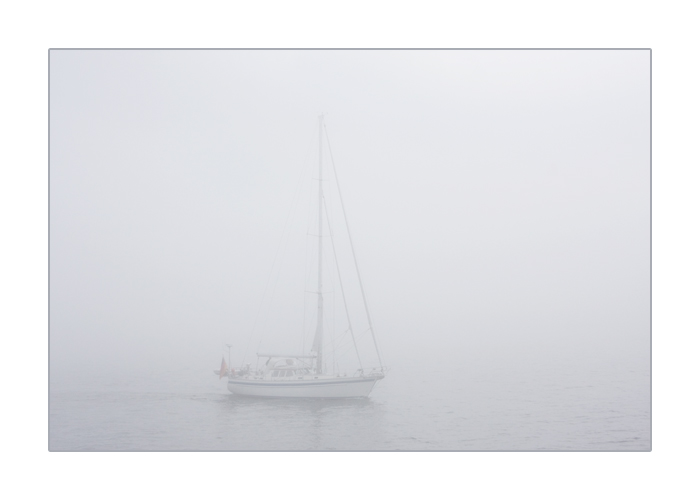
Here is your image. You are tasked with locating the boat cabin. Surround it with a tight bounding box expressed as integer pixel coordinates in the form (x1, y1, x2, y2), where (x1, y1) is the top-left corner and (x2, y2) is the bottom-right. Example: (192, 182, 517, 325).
(262, 357, 314, 380)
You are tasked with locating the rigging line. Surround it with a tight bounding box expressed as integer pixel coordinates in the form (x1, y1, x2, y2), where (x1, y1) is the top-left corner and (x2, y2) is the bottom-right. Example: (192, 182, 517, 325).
(262, 203, 305, 351)
(328, 244, 336, 373)
(243, 141, 313, 366)
(327, 174, 335, 372)
(333, 328, 376, 362)
(255, 212, 294, 354)
(302, 175, 317, 354)
(327, 331, 360, 361)
(331, 326, 369, 351)
(323, 194, 364, 371)
(330, 287, 336, 373)
(260, 132, 319, 354)
(301, 232, 308, 355)
(257, 221, 300, 355)
(324, 123, 384, 369)
(326, 328, 349, 349)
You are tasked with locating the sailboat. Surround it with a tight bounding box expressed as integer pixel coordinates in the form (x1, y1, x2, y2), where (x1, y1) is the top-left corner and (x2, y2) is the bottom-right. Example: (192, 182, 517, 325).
(222, 116, 386, 398)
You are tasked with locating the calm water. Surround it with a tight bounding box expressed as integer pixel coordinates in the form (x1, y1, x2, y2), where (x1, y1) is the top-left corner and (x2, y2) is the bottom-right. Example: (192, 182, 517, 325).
(49, 355, 650, 451)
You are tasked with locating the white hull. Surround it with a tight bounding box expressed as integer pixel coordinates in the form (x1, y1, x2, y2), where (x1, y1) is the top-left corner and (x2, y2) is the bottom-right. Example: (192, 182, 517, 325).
(228, 375, 382, 398)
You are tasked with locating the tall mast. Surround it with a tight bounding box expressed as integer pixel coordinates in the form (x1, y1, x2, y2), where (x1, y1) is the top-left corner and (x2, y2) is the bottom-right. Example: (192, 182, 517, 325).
(312, 115, 324, 374)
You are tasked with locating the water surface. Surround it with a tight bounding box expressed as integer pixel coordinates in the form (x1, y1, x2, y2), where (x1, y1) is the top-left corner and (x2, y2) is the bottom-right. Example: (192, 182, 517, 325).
(50, 353, 650, 451)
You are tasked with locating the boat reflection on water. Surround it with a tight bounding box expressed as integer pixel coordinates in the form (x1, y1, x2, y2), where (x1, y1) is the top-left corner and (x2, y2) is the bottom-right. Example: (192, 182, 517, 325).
(214, 391, 388, 450)
(221, 390, 382, 413)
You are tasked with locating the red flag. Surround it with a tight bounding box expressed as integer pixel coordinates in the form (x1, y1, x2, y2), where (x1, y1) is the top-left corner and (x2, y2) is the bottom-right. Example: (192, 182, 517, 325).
(219, 357, 228, 379)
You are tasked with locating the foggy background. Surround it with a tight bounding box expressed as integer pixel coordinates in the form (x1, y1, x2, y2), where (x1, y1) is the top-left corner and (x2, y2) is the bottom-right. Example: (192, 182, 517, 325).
(49, 50, 649, 395)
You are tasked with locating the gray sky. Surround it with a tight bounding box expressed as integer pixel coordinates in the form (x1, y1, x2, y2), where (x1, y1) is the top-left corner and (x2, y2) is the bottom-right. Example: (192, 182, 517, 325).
(49, 50, 650, 377)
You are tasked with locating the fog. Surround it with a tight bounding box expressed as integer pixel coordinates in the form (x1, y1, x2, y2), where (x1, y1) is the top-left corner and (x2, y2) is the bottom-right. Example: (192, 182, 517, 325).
(49, 50, 649, 389)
